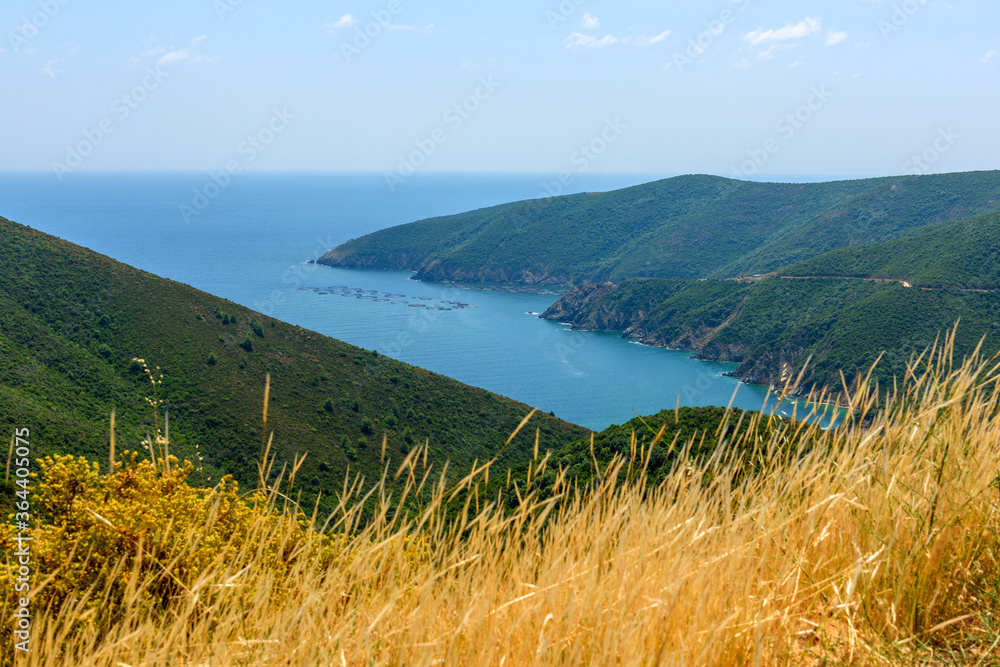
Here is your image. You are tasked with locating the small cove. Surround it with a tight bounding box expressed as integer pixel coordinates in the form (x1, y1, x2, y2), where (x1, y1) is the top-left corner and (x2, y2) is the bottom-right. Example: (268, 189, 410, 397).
(0, 172, 839, 431)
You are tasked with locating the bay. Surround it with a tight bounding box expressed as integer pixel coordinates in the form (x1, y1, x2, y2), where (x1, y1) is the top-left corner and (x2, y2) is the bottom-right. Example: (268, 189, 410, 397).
(0, 171, 831, 431)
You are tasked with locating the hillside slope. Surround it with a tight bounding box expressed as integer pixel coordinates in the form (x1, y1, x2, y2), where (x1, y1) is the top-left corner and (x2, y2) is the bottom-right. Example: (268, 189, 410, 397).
(783, 210, 1000, 289)
(318, 171, 1000, 285)
(0, 216, 588, 511)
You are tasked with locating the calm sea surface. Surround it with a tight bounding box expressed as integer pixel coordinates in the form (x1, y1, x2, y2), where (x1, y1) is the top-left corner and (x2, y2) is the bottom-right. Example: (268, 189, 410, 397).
(0, 172, 834, 431)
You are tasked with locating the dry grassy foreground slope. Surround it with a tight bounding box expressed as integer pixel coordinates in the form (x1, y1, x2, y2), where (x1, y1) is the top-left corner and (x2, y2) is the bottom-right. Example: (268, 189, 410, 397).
(3, 335, 999, 665)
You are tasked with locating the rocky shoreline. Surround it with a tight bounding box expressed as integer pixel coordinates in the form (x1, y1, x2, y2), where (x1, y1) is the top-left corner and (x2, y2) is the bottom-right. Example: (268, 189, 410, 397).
(540, 283, 808, 395)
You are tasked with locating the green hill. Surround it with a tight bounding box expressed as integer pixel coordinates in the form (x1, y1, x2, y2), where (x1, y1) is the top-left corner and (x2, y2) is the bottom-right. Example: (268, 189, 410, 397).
(542, 276, 1000, 395)
(0, 216, 588, 512)
(318, 171, 1000, 285)
(783, 210, 1000, 290)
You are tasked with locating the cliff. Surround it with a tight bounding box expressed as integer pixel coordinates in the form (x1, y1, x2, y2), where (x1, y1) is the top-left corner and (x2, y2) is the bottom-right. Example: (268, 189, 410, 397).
(541, 277, 1000, 396)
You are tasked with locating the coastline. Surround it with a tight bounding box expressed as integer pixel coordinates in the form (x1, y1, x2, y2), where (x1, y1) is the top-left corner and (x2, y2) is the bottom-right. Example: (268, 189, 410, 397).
(549, 317, 852, 424)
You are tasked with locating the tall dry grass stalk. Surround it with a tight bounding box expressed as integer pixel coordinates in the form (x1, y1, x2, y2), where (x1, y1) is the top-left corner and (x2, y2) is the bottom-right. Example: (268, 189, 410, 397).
(9, 334, 1000, 665)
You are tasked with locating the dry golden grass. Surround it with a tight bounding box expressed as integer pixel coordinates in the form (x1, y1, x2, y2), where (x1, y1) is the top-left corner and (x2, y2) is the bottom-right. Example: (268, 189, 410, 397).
(5, 333, 1000, 665)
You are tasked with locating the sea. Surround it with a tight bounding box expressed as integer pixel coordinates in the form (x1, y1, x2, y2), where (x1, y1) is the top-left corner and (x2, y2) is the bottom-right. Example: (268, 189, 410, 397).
(0, 171, 842, 431)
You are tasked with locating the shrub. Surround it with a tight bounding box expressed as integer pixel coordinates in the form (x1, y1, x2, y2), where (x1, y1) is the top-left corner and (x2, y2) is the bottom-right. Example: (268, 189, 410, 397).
(0, 453, 325, 651)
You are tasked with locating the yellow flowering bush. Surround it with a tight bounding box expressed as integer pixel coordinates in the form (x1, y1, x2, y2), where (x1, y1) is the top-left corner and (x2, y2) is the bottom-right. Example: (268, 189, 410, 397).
(0, 452, 325, 653)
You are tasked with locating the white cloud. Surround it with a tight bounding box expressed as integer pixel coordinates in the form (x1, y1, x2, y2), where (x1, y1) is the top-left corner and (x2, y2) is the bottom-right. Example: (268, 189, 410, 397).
(157, 35, 213, 67)
(41, 58, 64, 78)
(159, 49, 191, 65)
(633, 29, 671, 47)
(39, 45, 78, 78)
(326, 14, 358, 32)
(156, 49, 193, 65)
(744, 17, 821, 47)
(582, 12, 601, 29)
(825, 30, 848, 46)
(565, 32, 619, 49)
(982, 50, 997, 63)
(566, 28, 670, 50)
(757, 44, 780, 60)
(127, 45, 165, 68)
(386, 23, 435, 32)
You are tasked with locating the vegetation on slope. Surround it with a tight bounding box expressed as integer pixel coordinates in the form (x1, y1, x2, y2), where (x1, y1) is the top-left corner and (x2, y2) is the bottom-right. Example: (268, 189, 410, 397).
(543, 277, 1000, 394)
(784, 209, 1000, 290)
(4, 341, 999, 665)
(0, 216, 587, 513)
(319, 171, 1000, 284)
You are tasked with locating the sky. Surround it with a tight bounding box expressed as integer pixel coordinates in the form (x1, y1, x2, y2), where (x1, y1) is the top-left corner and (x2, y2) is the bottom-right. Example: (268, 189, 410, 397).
(2, 0, 998, 179)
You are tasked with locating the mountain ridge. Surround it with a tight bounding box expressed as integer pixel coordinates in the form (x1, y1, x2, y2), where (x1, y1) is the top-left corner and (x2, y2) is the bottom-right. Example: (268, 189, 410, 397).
(319, 171, 1000, 285)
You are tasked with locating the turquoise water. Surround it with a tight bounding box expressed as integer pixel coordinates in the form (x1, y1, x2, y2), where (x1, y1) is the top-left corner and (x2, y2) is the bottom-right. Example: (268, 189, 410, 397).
(0, 172, 832, 431)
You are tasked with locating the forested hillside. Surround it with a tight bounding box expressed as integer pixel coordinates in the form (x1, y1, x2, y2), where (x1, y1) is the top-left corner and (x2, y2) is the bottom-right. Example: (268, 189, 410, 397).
(784, 210, 1000, 289)
(319, 171, 1000, 285)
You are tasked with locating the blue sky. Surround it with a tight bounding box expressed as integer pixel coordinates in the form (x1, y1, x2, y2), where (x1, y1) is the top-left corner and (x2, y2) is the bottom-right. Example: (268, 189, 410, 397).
(2, 0, 997, 178)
